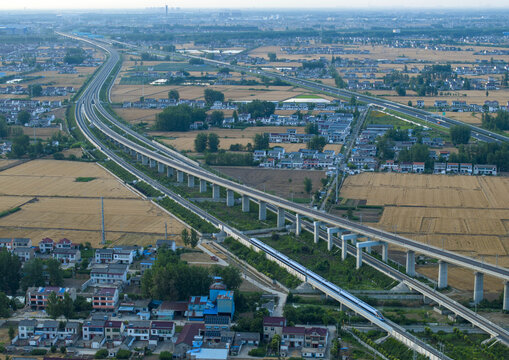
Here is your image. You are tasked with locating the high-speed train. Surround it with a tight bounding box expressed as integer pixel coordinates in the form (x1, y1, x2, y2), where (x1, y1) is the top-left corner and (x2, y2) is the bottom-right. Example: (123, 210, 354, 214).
(249, 237, 385, 321)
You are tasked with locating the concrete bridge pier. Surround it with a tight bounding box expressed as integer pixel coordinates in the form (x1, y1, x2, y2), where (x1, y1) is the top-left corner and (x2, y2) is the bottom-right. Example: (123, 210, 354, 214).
(242, 195, 250, 212)
(149, 159, 156, 168)
(341, 234, 358, 261)
(438, 261, 448, 289)
(200, 179, 207, 193)
(277, 207, 285, 228)
(313, 221, 321, 244)
(327, 228, 343, 251)
(406, 250, 415, 277)
(295, 214, 302, 236)
(177, 170, 184, 183)
(226, 190, 234, 207)
(188, 175, 195, 188)
(474, 272, 484, 304)
(381, 242, 388, 262)
(503, 282, 509, 311)
(142, 155, 149, 165)
(259, 201, 267, 221)
(130, 149, 136, 157)
(157, 163, 165, 174)
(166, 167, 174, 177)
(212, 184, 220, 200)
(136, 153, 142, 162)
(356, 246, 363, 269)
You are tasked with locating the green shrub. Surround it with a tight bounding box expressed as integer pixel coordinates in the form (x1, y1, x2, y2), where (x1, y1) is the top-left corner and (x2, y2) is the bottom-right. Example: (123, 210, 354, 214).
(116, 349, 131, 359)
(31, 349, 48, 355)
(95, 349, 108, 359)
(159, 351, 173, 360)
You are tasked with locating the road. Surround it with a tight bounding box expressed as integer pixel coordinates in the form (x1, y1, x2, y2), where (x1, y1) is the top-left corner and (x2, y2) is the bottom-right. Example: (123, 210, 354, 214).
(63, 32, 509, 284)
(65, 33, 454, 360)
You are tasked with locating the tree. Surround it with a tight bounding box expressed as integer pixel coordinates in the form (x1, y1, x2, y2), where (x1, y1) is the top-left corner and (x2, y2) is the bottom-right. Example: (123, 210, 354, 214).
(155, 104, 206, 132)
(239, 100, 275, 118)
(253, 133, 269, 150)
(11, 134, 30, 158)
(305, 123, 319, 135)
(450, 125, 471, 145)
(204, 89, 224, 106)
(0, 250, 21, 295)
(209, 111, 224, 127)
(210, 265, 242, 290)
(45, 292, 61, 319)
(181, 229, 190, 246)
(307, 135, 327, 152)
(29, 84, 43, 97)
(208, 133, 220, 152)
(233, 110, 239, 122)
(159, 351, 173, 360)
(17, 110, 30, 125)
(21, 258, 45, 290)
(304, 177, 312, 194)
(0, 291, 12, 317)
(168, 89, 179, 101)
(8, 326, 14, 340)
(94, 349, 108, 359)
(270, 334, 281, 355)
(116, 350, 131, 359)
(60, 292, 74, 319)
(190, 229, 199, 248)
(0, 116, 8, 138)
(268, 52, 277, 62)
(46, 259, 64, 286)
(64, 48, 87, 64)
(194, 133, 208, 152)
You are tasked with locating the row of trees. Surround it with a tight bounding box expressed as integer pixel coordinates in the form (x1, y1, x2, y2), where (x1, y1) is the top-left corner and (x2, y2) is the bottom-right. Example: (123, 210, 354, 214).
(155, 104, 206, 131)
(194, 133, 220, 152)
(46, 292, 92, 319)
(141, 248, 242, 301)
(482, 110, 509, 132)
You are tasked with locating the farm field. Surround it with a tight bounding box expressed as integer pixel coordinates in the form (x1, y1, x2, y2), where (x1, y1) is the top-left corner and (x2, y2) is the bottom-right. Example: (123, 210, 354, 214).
(340, 172, 509, 294)
(0, 160, 187, 248)
(249, 44, 509, 63)
(26, 66, 97, 92)
(377, 89, 509, 108)
(111, 83, 311, 103)
(21, 126, 62, 140)
(213, 166, 326, 198)
(151, 126, 306, 151)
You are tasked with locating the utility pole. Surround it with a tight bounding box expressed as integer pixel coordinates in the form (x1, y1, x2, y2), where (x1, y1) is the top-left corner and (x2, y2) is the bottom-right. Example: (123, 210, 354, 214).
(101, 197, 105, 245)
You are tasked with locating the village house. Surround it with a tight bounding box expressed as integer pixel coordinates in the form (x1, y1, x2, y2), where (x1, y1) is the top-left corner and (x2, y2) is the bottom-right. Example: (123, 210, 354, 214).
(174, 323, 205, 359)
(263, 316, 286, 340)
(90, 264, 129, 285)
(150, 321, 175, 341)
(104, 320, 124, 341)
(53, 248, 81, 264)
(39, 238, 54, 253)
(13, 246, 35, 262)
(26, 287, 76, 310)
(126, 321, 151, 341)
(473, 164, 497, 175)
(155, 300, 188, 320)
(92, 287, 119, 311)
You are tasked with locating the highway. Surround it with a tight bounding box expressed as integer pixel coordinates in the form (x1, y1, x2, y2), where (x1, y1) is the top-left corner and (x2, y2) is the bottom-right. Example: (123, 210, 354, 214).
(66, 36, 454, 359)
(64, 32, 509, 351)
(62, 32, 509, 283)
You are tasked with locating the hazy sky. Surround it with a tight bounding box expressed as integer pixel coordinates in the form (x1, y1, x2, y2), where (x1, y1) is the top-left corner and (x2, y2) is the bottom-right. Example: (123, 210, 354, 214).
(3, 0, 509, 10)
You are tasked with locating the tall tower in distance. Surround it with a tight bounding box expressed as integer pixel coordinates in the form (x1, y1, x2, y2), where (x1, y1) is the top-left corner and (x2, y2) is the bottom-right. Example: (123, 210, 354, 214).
(165, 5, 168, 17)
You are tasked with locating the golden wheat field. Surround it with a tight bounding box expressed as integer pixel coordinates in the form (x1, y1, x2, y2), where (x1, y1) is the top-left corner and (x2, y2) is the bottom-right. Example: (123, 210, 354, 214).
(341, 172, 509, 292)
(0, 160, 187, 248)
(151, 126, 304, 151)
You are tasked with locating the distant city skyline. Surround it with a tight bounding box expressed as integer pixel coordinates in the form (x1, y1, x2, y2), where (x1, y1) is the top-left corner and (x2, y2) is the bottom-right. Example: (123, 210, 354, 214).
(2, 1, 509, 10)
